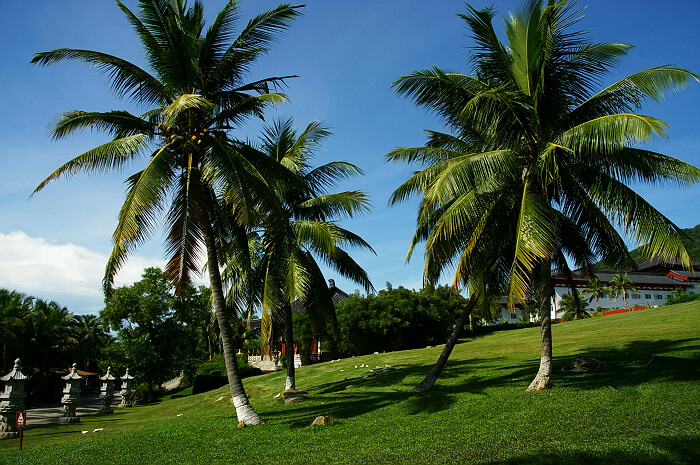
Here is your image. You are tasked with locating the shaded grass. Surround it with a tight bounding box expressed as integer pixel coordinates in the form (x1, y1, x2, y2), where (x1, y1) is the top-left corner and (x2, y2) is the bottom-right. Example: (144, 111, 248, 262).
(2, 302, 699, 464)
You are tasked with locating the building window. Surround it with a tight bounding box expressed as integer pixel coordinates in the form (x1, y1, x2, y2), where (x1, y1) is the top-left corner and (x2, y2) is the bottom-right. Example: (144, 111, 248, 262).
(630, 293, 640, 299)
(645, 294, 652, 299)
(654, 294, 663, 299)
(667, 295, 673, 299)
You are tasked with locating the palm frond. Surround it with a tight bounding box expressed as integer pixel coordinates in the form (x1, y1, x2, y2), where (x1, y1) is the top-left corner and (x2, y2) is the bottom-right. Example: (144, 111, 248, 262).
(33, 135, 149, 195)
(31, 49, 166, 105)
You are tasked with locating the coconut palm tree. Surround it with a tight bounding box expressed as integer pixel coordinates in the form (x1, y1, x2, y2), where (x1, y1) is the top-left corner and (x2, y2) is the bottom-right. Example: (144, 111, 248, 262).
(584, 276, 610, 311)
(609, 272, 638, 309)
(70, 314, 113, 373)
(31, 0, 302, 424)
(254, 118, 375, 391)
(0, 290, 31, 372)
(559, 290, 591, 321)
(389, 1, 699, 391)
(28, 299, 78, 373)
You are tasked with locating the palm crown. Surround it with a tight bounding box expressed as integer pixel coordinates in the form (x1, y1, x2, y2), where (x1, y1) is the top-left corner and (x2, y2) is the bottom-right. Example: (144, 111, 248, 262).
(389, 1, 700, 305)
(32, 0, 303, 295)
(255, 119, 374, 367)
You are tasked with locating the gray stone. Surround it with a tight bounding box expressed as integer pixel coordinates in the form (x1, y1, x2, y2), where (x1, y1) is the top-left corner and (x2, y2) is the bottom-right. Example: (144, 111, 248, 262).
(0, 359, 28, 439)
(561, 357, 606, 372)
(59, 363, 83, 424)
(97, 367, 116, 415)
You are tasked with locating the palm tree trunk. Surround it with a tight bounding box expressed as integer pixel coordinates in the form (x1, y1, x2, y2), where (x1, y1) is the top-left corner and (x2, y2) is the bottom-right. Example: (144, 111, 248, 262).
(202, 217, 262, 425)
(284, 301, 295, 390)
(412, 294, 478, 392)
(527, 260, 553, 392)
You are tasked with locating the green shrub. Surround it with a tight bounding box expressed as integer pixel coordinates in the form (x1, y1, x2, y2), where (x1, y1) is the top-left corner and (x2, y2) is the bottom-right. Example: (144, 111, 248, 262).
(193, 354, 264, 394)
(665, 289, 700, 305)
(192, 374, 228, 394)
(334, 285, 469, 356)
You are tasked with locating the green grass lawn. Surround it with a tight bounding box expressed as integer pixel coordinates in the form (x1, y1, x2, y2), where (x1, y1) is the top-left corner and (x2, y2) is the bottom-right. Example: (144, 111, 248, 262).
(2, 302, 699, 464)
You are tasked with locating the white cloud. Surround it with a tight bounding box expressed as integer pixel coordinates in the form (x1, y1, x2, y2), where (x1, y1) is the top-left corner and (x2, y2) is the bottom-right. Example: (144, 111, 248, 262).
(0, 231, 167, 313)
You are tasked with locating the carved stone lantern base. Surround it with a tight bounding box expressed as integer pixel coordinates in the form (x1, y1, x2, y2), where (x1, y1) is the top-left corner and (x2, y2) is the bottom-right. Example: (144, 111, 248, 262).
(58, 404, 80, 424)
(97, 400, 114, 415)
(0, 415, 19, 439)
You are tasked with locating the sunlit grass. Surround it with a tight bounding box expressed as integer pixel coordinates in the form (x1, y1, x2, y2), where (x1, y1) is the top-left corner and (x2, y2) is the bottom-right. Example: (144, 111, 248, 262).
(2, 301, 699, 464)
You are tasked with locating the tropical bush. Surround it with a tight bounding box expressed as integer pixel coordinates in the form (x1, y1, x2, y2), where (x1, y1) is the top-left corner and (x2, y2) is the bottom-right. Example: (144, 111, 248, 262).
(334, 285, 469, 356)
(665, 288, 700, 305)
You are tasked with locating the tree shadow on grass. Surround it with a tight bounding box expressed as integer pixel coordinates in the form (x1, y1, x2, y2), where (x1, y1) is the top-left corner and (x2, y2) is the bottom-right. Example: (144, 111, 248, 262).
(261, 358, 516, 427)
(489, 434, 700, 465)
(254, 335, 700, 428)
(554, 337, 700, 390)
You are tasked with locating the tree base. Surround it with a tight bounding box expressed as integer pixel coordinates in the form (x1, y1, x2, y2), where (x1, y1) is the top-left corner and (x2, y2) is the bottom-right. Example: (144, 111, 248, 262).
(526, 373, 550, 391)
(232, 394, 263, 425)
(412, 375, 437, 393)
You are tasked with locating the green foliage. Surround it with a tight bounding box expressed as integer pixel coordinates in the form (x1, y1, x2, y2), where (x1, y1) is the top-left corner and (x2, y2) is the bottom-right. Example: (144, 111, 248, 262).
(609, 273, 639, 309)
(195, 354, 261, 378)
(630, 224, 700, 263)
(247, 117, 374, 363)
(559, 290, 592, 321)
(665, 288, 700, 305)
(0, 288, 112, 380)
(100, 268, 211, 401)
(334, 285, 468, 355)
(292, 311, 316, 365)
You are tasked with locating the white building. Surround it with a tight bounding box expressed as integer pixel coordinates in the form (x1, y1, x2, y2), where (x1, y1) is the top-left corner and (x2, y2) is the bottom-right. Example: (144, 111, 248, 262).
(497, 258, 699, 323)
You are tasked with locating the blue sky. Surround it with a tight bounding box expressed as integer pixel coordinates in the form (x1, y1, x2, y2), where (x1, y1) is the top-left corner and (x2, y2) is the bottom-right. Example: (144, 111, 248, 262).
(1, 0, 698, 314)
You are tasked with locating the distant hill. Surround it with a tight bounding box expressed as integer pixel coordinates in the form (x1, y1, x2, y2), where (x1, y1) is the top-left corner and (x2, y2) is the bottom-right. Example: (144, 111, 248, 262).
(629, 224, 700, 264)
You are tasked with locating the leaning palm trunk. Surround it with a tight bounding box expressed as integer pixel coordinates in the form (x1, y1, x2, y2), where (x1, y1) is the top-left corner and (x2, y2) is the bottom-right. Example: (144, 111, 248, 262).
(203, 216, 262, 425)
(527, 260, 554, 391)
(284, 301, 295, 390)
(413, 294, 478, 392)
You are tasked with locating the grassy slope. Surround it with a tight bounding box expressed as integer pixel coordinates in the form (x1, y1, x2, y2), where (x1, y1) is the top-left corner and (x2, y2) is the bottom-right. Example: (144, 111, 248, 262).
(2, 302, 699, 464)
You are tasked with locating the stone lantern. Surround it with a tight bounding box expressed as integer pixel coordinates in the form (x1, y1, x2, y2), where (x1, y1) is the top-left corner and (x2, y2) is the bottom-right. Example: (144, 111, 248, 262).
(0, 359, 28, 439)
(59, 363, 83, 424)
(119, 368, 134, 407)
(97, 367, 116, 415)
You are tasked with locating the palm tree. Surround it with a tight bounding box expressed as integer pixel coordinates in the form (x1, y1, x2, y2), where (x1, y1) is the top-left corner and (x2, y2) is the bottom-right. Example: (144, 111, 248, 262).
(584, 277, 611, 311)
(0, 289, 31, 372)
(28, 299, 78, 373)
(31, 0, 302, 424)
(71, 314, 113, 373)
(389, 1, 699, 391)
(559, 291, 591, 321)
(609, 273, 638, 309)
(255, 118, 375, 391)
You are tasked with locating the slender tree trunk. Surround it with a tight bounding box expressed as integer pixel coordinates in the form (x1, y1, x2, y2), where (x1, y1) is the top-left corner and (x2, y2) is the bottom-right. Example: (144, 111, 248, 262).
(412, 294, 478, 393)
(284, 301, 295, 390)
(202, 217, 262, 425)
(527, 260, 553, 391)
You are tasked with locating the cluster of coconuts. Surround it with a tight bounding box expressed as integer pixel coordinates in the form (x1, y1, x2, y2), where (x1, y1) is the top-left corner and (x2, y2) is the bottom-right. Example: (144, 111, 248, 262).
(158, 124, 208, 145)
